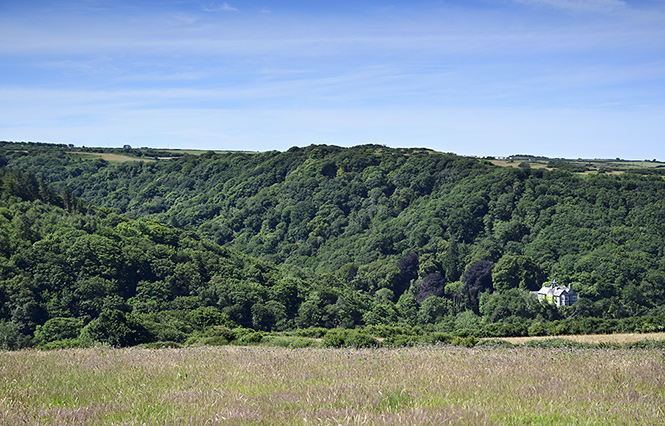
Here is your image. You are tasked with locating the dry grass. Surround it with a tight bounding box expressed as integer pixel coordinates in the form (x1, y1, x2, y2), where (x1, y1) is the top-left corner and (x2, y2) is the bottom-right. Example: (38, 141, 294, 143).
(68, 152, 155, 163)
(488, 160, 631, 176)
(501, 332, 665, 345)
(488, 160, 551, 170)
(1, 344, 664, 425)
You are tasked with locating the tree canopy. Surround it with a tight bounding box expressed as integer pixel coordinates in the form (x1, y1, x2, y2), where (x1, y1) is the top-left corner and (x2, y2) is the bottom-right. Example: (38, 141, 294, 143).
(2, 142, 665, 347)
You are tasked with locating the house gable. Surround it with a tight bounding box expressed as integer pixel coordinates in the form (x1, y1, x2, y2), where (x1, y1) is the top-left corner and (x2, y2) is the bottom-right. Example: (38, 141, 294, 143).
(533, 281, 578, 306)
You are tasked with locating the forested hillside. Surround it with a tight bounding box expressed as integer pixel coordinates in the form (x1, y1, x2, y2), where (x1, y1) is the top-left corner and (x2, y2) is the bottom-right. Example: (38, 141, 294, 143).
(0, 167, 329, 348)
(2, 142, 665, 347)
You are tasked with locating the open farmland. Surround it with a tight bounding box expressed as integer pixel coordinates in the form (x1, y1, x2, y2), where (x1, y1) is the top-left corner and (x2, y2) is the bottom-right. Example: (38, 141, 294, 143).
(67, 152, 155, 163)
(1, 345, 664, 425)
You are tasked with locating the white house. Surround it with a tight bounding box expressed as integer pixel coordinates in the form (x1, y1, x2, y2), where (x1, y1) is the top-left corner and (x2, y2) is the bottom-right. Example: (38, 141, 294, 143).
(533, 280, 578, 306)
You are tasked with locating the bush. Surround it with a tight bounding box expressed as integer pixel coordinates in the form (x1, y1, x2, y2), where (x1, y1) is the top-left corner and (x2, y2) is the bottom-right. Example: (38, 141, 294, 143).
(523, 338, 587, 349)
(42, 338, 83, 350)
(452, 329, 474, 338)
(293, 327, 328, 338)
(322, 329, 378, 348)
(640, 322, 665, 333)
(262, 335, 317, 348)
(322, 329, 347, 347)
(550, 322, 570, 336)
(362, 324, 413, 338)
(345, 331, 378, 348)
(383, 334, 421, 347)
(200, 336, 230, 346)
(34, 317, 84, 346)
(231, 327, 255, 341)
(528, 322, 546, 337)
(451, 336, 478, 348)
(422, 332, 454, 345)
(153, 327, 188, 344)
(206, 326, 235, 341)
(482, 322, 526, 338)
(235, 331, 264, 345)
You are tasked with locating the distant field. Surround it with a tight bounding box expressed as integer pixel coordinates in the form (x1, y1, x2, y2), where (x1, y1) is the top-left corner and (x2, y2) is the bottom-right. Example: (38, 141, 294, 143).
(68, 152, 155, 163)
(501, 332, 665, 345)
(489, 159, 551, 169)
(1, 344, 663, 425)
(490, 157, 665, 176)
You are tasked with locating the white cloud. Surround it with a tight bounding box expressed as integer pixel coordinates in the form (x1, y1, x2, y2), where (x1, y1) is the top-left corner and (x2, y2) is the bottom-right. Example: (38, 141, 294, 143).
(515, 0, 627, 13)
(203, 2, 238, 12)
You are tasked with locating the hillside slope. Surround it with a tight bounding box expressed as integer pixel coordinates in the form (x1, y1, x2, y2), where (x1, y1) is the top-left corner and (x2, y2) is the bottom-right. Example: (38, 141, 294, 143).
(3, 142, 665, 339)
(0, 168, 330, 347)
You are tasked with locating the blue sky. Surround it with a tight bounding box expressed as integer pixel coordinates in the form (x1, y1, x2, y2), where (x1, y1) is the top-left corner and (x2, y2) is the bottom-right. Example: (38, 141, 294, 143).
(1, 0, 664, 159)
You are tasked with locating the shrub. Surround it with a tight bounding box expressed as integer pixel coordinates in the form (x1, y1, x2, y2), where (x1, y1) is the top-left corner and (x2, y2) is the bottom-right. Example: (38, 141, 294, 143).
(322, 329, 347, 347)
(383, 334, 421, 347)
(184, 325, 235, 347)
(42, 338, 83, 350)
(550, 322, 570, 336)
(452, 328, 474, 338)
(451, 336, 478, 348)
(523, 338, 587, 349)
(423, 332, 454, 345)
(293, 327, 328, 338)
(231, 327, 255, 341)
(322, 329, 378, 348)
(206, 326, 235, 341)
(153, 327, 188, 344)
(482, 322, 525, 338)
(235, 331, 264, 345)
(200, 336, 230, 346)
(344, 330, 378, 348)
(640, 322, 665, 333)
(362, 324, 411, 338)
(528, 322, 546, 337)
(34, 317, 84, 346)
(262, 336, 317, 348)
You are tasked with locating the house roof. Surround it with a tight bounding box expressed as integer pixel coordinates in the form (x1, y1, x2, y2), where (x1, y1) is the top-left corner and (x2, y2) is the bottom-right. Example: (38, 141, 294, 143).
(537, 284, 577, 297)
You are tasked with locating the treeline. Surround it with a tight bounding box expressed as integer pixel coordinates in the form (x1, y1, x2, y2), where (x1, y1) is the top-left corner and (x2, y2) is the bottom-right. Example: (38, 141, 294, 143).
(1, 143, 665, 348)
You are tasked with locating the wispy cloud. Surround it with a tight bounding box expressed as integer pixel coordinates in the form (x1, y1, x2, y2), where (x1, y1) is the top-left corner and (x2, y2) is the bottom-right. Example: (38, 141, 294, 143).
(515, 0, 627, 13)
(203, 2, 238, 12)
(1, 0, 665, 159)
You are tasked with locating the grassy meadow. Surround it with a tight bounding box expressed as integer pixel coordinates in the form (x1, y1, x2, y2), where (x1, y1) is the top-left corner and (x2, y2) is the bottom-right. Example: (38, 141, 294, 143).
(1, 344, 664, 425)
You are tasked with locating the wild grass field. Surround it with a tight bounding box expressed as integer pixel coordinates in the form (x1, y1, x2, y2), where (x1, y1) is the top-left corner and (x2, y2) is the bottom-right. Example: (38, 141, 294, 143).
(501, 332, 665, 345)
(1, 344, 664, 425)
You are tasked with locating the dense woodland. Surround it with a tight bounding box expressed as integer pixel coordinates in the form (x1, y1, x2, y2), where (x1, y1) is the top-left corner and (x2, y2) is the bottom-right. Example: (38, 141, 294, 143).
(1, 141, 665, 349)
